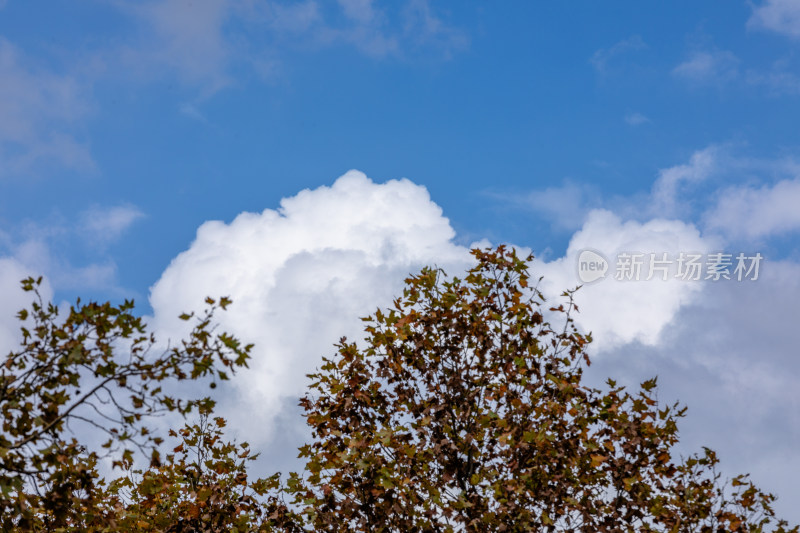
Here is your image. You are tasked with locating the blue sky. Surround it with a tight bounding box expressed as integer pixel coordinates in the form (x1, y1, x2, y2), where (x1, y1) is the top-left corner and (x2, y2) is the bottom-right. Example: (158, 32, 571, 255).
(2, 0, 800, 523)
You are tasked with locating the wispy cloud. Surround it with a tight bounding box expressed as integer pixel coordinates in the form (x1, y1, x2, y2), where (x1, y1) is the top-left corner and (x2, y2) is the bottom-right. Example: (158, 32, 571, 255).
(402, 0, 468, 59)
(746, 67, 800, 95)
(115, 0, 232, 96)
(0, 203, 144, 300)
(178, 102, 208, 122)
(672, 49, 739, 85)
(590, 35, 646, 73)
(651, 146, 721, 217)
(0, 38, 93, 177)
(624, 112, 650, 126)
(503, 181, 602, 232)
(0, 0, 468, 179)
(748, 0, 800, 39)
(110, 0, 466, 94)
(80, 204, 145, 246)
(705, 177, 800, 240)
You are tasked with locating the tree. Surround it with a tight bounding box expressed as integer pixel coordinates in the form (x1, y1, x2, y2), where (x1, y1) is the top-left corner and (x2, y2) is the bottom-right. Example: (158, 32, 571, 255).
(106, 408, 301, 533)
(290, 246, 797, 532)
(0, 278, 252, 530)
(2, 248, 796, 532)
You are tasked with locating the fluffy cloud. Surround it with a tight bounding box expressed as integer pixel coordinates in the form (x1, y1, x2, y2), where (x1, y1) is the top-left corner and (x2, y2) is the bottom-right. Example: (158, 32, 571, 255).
(148, 169, 799, 520)
(705, 177, 800, 240)
(534, 210, 714, 352)
(587, 258, 800, 521)
(149, 171, 472, 442)
(150, 171, 716, 439)
(749, 0, 800, 39)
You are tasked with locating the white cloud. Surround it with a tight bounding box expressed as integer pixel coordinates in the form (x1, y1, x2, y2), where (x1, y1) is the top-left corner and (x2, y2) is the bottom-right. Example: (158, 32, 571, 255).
(292, 0, 466, 59)
(80, 204, 145, 245)
(117, 0, 232, 94)
(672, 50, 739, 84)
(650, 146, 720, 218)
(515, 181, 601, 231)
(746, 67, 800, 95)
(148, 169, 800, 521)
(587, 258, 800, 522)
(338, 0, 377, 25)
(110, 0, 465, 95)
(265, 1, 323, 33)
(749, 0, 800, 39)
(0, 257, 53, 355)
(11, 238, 118, 292)
(705, 177, 800, 240)
(0, 38, 93, 177)
(624, 112, 650, 126)
(150, 171, 714, 435)
(535, 210, 713, 352)
(0, 204, 142, 295)
(590, 35, 646, 73)
(401, 0, 468, 59)
(178, 102, 208, 122)
(149, 171, 472, 442)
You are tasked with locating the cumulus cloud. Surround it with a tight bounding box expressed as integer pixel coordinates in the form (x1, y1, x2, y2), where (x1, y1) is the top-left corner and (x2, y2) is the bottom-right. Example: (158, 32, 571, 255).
(705, 177, 800, 240)
(150, 171, 716, 440)
(148, 169, 799, 520)
(534, 210, 714, 352)
(149, 171, 472, 442)
(0, 38, 93, 177)
(749, 0, 800, 39)
(586, 258, 800, 522)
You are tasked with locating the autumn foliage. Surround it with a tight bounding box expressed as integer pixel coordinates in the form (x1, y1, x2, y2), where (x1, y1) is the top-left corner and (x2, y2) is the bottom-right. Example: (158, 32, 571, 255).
(0, 247, 796, 532)
(289, 246, 797, 532)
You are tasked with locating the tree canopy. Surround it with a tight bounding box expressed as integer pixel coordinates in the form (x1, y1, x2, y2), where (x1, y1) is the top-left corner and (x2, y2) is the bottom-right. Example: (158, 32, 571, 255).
(290, 246, 796, 532)
(0, 248, 796, 532)
(0, 279, 257, 530)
